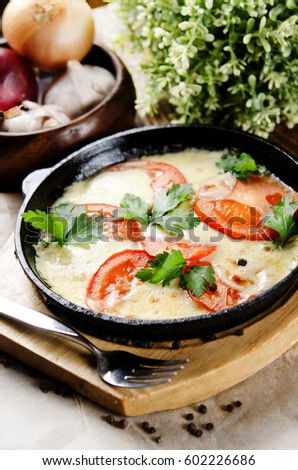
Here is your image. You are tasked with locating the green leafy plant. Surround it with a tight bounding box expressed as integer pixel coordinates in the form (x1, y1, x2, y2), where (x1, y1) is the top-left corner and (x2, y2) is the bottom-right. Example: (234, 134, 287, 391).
(111, 0, 298, 137)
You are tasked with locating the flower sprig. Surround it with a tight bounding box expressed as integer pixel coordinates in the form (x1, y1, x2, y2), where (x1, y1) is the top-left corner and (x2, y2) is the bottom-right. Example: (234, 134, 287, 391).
(111, 0, 298, 137)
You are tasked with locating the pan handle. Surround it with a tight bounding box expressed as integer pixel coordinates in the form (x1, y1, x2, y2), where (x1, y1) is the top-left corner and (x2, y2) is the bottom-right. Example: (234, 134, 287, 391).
(22, 168, 52, 197)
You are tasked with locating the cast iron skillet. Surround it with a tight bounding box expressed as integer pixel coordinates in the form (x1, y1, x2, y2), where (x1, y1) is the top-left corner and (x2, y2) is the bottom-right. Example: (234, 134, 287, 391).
(15, 125, 298, 342)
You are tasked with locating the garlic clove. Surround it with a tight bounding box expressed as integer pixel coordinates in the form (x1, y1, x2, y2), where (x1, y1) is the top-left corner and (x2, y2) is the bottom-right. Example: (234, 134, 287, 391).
(44, 60, 116, 120)
(2, 100, 71, 132)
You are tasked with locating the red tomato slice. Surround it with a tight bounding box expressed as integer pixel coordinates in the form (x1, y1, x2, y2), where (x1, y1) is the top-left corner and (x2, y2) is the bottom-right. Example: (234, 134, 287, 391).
(141, 238, 216, 261)
(194, 175, 296, 241)
(189, 283, 241, 312)
(107, 160, 187, 191)
(86, 250, 151, 312)
(185, 262, 241, 312)
(84, 203, 142, 242)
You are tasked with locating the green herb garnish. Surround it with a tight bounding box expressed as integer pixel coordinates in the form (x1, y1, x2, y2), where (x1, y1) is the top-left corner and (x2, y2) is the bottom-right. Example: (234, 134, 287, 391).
(179, 265, 216, 298)
(136, 249, 216, 298)
(136, 249, 186, 286)
(262, 196, 298, 247)
(153, 208, 200, 236)
(22, 203, 102, 246)
(151, 183, 193, 219)
(119, 184, 199, 235)
(119, 193, 150, 224)
(216, 152, 262, 180)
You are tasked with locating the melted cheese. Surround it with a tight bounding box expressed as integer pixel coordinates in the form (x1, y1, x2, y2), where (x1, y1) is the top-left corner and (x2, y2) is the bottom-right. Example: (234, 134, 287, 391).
(34, 148, 298, 320)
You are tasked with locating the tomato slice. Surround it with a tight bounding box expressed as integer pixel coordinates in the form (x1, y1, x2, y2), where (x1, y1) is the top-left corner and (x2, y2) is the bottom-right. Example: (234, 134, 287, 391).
(107, 160, 187, 191)
(185, 262, 241, 312)
(194, 174, 296, 241)
(141, 238, 216, 261)
(86, 250, 151, 312)
(84, 203, 142, 242)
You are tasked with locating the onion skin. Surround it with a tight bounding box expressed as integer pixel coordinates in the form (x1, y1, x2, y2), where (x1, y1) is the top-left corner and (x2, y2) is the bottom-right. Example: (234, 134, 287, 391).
(2, 0, 95, 71)
(0, 47, 38, 111)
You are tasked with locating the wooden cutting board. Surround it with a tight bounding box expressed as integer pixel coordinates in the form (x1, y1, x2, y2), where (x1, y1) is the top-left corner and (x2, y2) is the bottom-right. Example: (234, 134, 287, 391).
(0, 236, 297, 416)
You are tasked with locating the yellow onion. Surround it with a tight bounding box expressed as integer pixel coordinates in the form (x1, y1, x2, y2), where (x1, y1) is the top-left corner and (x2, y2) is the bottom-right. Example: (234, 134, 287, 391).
(2, 0, 95, 71)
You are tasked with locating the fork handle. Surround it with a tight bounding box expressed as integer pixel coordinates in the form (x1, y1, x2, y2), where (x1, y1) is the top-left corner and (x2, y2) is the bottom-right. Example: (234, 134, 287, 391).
(0, 298, 96, 355)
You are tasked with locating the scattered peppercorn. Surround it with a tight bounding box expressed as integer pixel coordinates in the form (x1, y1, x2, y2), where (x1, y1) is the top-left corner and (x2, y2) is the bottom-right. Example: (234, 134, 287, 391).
(205, 422, 214, 431)
(39, 382, 52, 393)
(201, 334, 217, 342)
(148, 426, 156, 434)
(0, 353, 15, 367)
(185, 413, 194, 421)
(234, 400, 242, 408)
(198, 404, 207, 414)
(105, 415, 115, 425)
(118, 419, 129, 429)
(54, 384, 73, 397)
(209, 283, 217, 292)
(155, 436, 162, 444)
(187, 422, 197, 434)
(187, 423, 203, 437)
(226, 403, 234, 412)
(142, 421, 150, 431)
(237, 258, 247, 266)
(234, 328, 244, 336)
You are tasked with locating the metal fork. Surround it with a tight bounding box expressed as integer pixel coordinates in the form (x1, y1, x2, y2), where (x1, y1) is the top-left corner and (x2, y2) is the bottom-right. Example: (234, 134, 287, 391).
(0, 298, 188, 388)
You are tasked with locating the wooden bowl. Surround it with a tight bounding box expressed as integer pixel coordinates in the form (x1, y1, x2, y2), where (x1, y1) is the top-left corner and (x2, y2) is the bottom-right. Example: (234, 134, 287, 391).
(0, 42, 136, 191)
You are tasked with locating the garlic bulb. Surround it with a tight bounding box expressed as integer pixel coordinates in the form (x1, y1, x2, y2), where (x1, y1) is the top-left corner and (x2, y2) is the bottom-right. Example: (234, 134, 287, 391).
(44, 60, 116, 119)
(2, 101, 70, 133)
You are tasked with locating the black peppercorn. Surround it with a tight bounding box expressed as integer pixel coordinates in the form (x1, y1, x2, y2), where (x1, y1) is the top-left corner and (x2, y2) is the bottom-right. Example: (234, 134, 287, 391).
(235, 328, 244, 336)
(206, 422, 214, 431)
(187, 422, 197, 434)
(106, 415, 115, 425)
(142, 421, 150, 431)
(237, 258, 247, 266)
(148, 426, 156, 434)
(185, 413, 194, 421)
(198, 404, 207, 414)
(234, 400, 242, 408)
(118, 419, 129, 429)
(209, 283, 217, 292)
(226, 403, 234, 412)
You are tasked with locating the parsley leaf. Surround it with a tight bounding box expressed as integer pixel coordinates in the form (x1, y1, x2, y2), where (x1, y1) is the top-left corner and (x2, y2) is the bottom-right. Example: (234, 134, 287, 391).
(119, 193, 150, 224)
(136, 249, 186, 286)
(22, 209, 67, 246)
(153, 208, 200, 236)
(22, 203, 102, 246)
(151, 183, 193, 219)
(216, 152, 262, 180)
(136, 248, 216, 298)
(180, 265, 216, 297)
(118, 183, 199, 236)
(262, 196, 298, 247)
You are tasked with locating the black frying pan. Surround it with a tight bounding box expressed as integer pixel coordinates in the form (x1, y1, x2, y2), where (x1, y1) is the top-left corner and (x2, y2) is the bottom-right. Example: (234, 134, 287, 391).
(14, 125, 298, 342)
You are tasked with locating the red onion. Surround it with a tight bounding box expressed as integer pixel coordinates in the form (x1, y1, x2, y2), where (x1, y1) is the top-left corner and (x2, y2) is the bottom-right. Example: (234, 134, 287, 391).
(0, 47, 38, 111)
